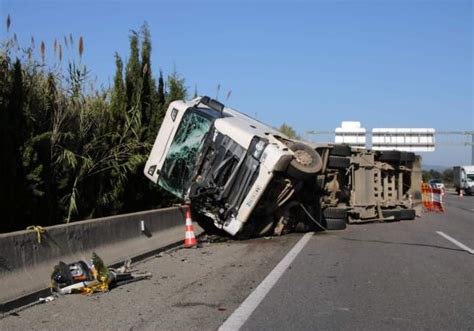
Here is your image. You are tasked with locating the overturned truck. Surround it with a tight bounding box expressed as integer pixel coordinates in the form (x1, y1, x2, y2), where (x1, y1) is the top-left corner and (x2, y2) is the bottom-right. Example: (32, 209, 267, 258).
(144, 97, 421, 238)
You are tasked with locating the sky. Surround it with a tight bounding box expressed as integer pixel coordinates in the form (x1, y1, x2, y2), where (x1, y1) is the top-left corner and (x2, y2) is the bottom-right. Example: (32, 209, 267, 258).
(1, 0, 473, 166)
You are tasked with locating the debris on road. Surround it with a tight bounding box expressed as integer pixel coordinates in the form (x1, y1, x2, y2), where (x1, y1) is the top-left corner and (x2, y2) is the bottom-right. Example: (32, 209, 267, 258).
(38, 296, 55, 303)
(198, 234, 229, 244)
(51, 252, 151, 295)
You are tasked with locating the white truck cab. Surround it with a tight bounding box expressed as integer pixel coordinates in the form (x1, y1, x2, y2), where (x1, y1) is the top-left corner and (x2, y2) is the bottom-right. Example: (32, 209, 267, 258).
(144, 97, 322, 236)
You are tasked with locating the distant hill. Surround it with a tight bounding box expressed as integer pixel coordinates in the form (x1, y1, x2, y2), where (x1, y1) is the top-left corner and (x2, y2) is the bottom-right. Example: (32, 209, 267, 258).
(422, 164, 449, 172)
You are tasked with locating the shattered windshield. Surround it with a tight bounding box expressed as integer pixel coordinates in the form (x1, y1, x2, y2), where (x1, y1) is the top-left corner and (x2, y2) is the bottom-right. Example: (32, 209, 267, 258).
(159, 110, 212, 198)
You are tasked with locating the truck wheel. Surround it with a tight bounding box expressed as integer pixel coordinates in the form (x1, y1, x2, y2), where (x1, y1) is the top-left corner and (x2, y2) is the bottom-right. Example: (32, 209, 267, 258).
(324, 218, 347, 230)
(323, 207, 348, 219)
(287, 143, 323, 180)
(327, 156, 350, 169)
(400, 209, 416, 221)
(381, 209, 401, 221)
(377, 151, 401, 162)
(330, 145, 351, 157)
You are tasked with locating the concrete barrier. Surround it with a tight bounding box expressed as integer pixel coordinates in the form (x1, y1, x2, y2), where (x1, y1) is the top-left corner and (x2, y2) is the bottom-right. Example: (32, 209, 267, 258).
(0, 207, 201, 312)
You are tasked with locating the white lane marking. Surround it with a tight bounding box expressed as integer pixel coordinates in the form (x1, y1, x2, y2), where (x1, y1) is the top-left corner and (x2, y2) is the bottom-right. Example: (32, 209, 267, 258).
(219, 232, 314, 331)
(436, 231, 474, 255)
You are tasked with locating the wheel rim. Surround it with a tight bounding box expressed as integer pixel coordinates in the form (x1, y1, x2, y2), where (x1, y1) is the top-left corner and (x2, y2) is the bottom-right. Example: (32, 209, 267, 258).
(294, 150, 313, 166)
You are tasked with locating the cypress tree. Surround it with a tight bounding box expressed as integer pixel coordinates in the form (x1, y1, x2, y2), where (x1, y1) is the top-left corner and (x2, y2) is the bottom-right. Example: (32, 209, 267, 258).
(157, 70, 165, 105)
(122, 27, 151, 214)
(0, 53, 11, 231)
(140, 23, 153, 131)
(146, 70, 165, 143)
(155, 70, 166, 125)
(125, 31, 141, 112)
(110, 52, 126, 132)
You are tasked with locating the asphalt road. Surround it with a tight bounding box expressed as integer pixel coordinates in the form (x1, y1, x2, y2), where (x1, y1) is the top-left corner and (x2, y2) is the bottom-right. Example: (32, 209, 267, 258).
(239, 193, 474, 331)
(1, 193, 473, 330)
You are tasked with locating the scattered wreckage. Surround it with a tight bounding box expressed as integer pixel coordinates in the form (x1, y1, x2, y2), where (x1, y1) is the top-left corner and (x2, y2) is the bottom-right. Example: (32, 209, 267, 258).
(51, 252, 151, 295)
(144, 96, 421, 238)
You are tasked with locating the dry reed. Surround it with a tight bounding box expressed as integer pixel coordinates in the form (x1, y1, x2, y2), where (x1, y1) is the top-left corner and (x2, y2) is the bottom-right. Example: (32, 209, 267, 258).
(40, 41, 45, 62)
(6, 14, 11, 32)
(79, 36, 84, 58)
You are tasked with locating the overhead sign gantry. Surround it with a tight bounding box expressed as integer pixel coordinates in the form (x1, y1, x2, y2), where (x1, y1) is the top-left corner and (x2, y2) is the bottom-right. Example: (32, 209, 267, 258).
(371, 128, 435, 152)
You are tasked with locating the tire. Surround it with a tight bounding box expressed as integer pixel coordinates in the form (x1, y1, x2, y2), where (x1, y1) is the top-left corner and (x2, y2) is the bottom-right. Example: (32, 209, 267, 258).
(400, 209, 416, 220)
(327, 156, 350, 169)
(330, 145, 351, 157)
(400, 152, 416, 162)
(287, 143, 323, 180)
(324, 218, 347, 230)
(323, 207, 348, 219)
(377, 151, 401, 162)
(381, 209, 401, 221)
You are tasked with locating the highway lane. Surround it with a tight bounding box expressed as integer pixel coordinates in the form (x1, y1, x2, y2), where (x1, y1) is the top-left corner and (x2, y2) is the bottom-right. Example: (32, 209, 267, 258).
(431, 193, 474, 248)
(1, 195, 472, 330)
(443, 191, 474, 213)
(238, 195, 474, 330)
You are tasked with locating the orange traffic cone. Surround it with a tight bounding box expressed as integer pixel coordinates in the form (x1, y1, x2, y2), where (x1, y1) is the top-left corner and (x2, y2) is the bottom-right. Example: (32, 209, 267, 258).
(184, 207, 197, 248)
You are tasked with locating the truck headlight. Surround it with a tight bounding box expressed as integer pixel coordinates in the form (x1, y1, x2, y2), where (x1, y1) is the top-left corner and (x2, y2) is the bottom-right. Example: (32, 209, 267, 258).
(250, 138, 268, 160)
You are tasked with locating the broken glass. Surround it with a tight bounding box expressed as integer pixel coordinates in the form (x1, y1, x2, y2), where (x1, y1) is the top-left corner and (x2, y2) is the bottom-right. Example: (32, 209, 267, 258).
(159, 110, 212, 198)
